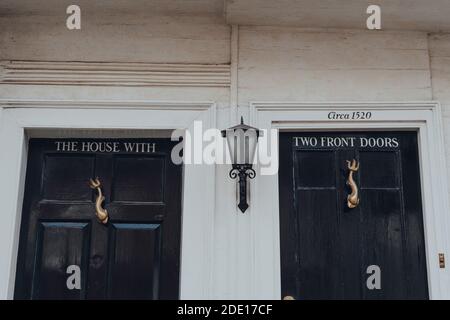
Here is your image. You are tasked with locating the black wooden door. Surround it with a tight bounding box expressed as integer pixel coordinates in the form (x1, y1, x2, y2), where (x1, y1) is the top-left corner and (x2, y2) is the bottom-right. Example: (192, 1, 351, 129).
(279, 132, 428, 300)
(15, 139, 182, 300)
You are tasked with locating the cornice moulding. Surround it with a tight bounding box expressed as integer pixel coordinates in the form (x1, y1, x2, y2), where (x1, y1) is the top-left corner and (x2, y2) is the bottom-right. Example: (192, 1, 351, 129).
(0, 61, 231, 87)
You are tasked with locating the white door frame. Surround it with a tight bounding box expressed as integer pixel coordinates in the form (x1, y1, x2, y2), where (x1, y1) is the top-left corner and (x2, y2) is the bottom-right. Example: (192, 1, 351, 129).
(0, 99, 216, 300)
(249, 101, 450, 300)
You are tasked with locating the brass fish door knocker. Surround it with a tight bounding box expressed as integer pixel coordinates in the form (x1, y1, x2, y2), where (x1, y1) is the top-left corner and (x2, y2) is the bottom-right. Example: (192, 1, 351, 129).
(89, 177, 109, 224)
(346, 159, 360, 209)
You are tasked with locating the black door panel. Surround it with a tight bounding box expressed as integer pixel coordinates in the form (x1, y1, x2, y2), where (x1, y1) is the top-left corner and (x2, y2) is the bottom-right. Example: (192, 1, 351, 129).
(32, 222, 91, 300)
(15, 139, 182, 300)
(279, 132, 428, 300)
(107, 223, 162, 299)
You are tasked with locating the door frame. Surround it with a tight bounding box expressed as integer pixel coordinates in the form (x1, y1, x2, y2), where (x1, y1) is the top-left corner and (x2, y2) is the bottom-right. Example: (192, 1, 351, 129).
(0, 99, 216, 299)
(249, 101, 450, 299)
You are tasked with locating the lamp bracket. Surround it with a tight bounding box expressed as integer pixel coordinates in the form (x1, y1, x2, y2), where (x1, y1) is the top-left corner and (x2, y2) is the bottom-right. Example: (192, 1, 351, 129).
(229, 164, 256, 213)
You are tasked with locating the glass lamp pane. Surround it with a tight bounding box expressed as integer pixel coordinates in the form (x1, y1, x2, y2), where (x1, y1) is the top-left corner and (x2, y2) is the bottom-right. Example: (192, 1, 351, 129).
(226, 132, 236, 164)
(246, 129, 258, 164)
(236, 129, 245, 164)
(225, 128, 259, 165)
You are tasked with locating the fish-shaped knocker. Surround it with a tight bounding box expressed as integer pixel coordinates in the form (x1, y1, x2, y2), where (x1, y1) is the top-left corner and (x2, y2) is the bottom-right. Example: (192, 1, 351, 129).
(346, 159, 360, 209)
(89, 177, 109, 224)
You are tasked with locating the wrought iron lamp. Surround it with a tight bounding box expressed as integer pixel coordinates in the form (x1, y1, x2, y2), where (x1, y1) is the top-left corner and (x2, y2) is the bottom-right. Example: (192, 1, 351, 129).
(221, 117, 261, 213)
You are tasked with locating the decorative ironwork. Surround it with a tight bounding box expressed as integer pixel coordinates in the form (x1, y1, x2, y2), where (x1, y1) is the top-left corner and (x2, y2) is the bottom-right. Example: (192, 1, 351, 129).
(222, 117, 261, 213)
(89, 177, 109, 224)
(346, 159, 360, 209)
(229, 164, 256, 213)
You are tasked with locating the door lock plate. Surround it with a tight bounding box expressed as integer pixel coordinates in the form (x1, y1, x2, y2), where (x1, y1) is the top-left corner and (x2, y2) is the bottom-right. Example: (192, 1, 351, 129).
(439, 253, 445, 268)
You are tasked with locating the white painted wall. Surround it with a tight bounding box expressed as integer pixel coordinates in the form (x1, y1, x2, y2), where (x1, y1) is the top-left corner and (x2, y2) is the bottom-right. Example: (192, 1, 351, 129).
(429, 34, 450, 200)
(0, 14, 230, 64)
(237, 27, 432, 104)
(1, 9, 450, 299)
